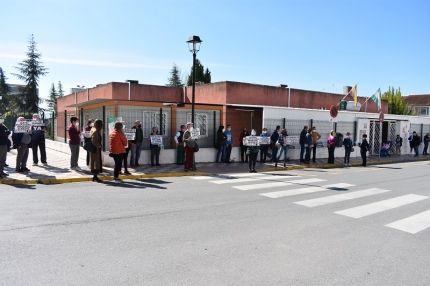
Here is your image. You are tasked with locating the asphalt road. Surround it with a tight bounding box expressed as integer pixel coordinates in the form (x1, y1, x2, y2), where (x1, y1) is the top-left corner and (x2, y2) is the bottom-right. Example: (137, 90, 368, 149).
(1, 161, 429, 286)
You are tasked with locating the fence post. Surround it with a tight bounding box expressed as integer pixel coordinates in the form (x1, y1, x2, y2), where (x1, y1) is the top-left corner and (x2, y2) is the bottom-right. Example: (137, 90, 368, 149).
(80, 108, 84, 146)
(159, 108, 163, 135)
(52, 112, 55, 141)
(310, 119, 313, 129)
(334, 122, 337, 133)
(283, 118, 286, 129)
(213, 111, 216, 146)
(102, 106, 106, 152)
(64, 110, 67, 143)
(354, 120, 357, 143)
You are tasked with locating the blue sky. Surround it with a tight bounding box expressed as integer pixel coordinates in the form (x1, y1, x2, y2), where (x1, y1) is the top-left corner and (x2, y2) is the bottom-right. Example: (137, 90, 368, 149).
(1, 0, 429, 108)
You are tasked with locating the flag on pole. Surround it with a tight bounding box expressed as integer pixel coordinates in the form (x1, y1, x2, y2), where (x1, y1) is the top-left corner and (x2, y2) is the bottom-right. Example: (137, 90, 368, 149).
(370, 87, 382, 111)
(348, 84, 358, 106)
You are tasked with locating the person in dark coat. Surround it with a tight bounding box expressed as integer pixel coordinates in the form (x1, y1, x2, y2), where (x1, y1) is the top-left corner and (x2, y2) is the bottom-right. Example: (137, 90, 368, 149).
(90, 119, 103, 182)
(359, 134, 369, 167)
(0, 114, 11, 178)
(270, 126, 281, 163)
(299, 125, 309, 163)
(215, 125, 227, 163)
(239, 127, 250, 163)
(423, 133, 429, 155)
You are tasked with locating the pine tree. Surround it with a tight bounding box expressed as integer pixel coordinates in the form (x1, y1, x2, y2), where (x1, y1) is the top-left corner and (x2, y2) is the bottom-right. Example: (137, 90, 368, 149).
(187, 59, 211, 86)
(381, 86, 415, 115)
(12, 34, 48, 115)
(204, 67, 211, 84)
(0, 67, 11, 114)
(57, 81, 64, 97)
(166, 63, 184, 87)
(46, 83, 58, 112)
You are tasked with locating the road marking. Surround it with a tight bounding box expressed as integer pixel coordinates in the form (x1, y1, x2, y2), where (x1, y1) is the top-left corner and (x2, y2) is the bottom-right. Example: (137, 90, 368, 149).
(227, 173, 267, 177)
(234, 182, 293, 190)
(210, 175, 276, 184)
(259, 182, 345, 199)
(385, 209, 430, 234)
(286, 178, 326, 184)
(190, 176, 212, 180)
(334, 194, 429, 218)
(287, 172, 317, 177)
(294, 188, 389, 207)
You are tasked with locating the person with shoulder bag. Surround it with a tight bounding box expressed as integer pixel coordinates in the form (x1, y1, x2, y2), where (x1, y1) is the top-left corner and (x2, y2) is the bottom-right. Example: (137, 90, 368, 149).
(358, 134, 369, 166)
(183, 122, 195, 172)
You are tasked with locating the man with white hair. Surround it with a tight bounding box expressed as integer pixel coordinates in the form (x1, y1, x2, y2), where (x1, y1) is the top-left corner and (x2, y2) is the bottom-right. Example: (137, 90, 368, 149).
(29, 113, 47, 166)
(12, 117, 31, 173)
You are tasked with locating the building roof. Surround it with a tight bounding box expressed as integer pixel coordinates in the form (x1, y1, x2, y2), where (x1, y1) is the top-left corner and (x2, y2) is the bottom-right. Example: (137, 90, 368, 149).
(404, 94, 430, 106)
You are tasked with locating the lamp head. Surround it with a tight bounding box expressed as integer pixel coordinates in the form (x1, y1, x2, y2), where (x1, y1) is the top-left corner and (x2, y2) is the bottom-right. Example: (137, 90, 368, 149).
(187, 35, 202, 53)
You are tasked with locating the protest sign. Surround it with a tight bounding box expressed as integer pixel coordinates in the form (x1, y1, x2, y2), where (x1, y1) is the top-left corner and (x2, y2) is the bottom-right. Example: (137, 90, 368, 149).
(14, 121, 32, 133)
(244, 136, 259, 146)
(258, 137, 271, 145)
(150, 135, 163, 145)
(31, 120, 45, 131)
(191, 127, 200, 139)
(83, 131, 91, 138)
(286, 136, 299, 146)
(124, 128, 136, 140)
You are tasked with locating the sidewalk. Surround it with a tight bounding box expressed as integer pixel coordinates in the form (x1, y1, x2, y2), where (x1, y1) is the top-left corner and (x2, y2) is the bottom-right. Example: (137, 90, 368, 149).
(1, 147, 429, 184)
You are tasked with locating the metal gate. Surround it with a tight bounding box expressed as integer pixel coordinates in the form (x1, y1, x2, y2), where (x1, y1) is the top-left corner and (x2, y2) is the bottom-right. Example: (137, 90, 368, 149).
(369, 121, 397, 154)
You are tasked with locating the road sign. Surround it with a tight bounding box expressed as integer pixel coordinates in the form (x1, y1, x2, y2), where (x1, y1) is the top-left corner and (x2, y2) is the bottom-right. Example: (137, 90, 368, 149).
(330, 105, 338, 118)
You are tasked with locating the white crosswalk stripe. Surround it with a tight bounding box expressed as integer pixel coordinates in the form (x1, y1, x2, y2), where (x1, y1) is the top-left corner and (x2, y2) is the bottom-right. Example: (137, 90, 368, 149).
(385, 210, 430, 234)
(294, 188, 389, 207)
(334, 194, 429, 218)
(233, 182, 293, 191)
(209, 175, 280, 184)
(260, 182, 346, 199)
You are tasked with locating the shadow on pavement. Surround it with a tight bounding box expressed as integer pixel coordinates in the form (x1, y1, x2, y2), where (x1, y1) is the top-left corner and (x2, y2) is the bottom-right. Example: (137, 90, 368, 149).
(101, 179, 168, 189)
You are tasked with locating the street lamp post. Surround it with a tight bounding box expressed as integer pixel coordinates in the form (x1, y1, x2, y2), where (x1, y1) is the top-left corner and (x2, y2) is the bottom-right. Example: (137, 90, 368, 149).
(187, 35, 202, 125)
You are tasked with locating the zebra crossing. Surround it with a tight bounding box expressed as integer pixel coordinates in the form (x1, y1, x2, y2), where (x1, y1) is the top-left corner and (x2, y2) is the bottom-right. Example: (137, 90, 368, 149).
(190, 172, 430, 235)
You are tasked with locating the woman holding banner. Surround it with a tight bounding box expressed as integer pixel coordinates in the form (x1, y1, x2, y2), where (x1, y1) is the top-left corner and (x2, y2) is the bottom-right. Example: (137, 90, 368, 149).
(247, 129, 259, 173)
(149, 126, 161, 166)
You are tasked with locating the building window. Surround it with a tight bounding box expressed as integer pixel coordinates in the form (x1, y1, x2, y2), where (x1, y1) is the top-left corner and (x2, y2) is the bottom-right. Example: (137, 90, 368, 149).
(187, 113, 208, 137)
(414, 107, 429, 117)
(143, 111, 167, 136)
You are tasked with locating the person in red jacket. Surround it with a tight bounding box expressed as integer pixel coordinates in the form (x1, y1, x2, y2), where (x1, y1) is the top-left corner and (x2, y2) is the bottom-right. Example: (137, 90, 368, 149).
(110, 122, 127, 181)
(68, 117, 81, 170)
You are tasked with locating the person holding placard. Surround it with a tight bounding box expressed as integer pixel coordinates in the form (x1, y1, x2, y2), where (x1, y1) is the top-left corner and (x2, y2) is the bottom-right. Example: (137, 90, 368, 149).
(246, 129, 259, 173)
(259, 127, 270, 163)
(68, 117, 81, 170)
(174, 125, 186, 165)
(12, 117, 31, 173)
(29, 113, 48, 166)
(183, 122, 195, 172)
(84, 119, 94, 166)
(149, 126, 161, 166)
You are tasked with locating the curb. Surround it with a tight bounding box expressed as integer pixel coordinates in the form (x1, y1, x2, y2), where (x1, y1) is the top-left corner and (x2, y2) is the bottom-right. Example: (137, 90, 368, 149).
(1, 157, 429, 185)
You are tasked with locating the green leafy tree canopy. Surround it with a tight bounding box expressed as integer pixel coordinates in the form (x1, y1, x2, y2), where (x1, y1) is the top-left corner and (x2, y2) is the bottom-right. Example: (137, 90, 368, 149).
(166, 63, 184, 87)
(12, 34, 48, 115)
(381, 86, 415, 115)
(187, 59, 211, 86)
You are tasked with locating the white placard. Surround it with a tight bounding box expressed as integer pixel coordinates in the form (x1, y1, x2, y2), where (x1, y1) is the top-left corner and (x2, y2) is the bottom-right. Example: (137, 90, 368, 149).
(286, 136, 299, 146)
(259, 137, 271, 145)
(150, 135, 163, 145)
(191, 127, 200, 139)
(244, 136, 259, 146)
(83, 131, 91, 138)
(14, 121, 32, 133)
(31, 120, 45, 130)
(124, 128, 136, 140)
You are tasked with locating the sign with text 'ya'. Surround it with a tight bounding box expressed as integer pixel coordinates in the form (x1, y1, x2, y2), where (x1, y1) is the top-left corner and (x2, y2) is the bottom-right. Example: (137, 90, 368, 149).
(286, 136, 299, 146)
(31, 120, 45, 130)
